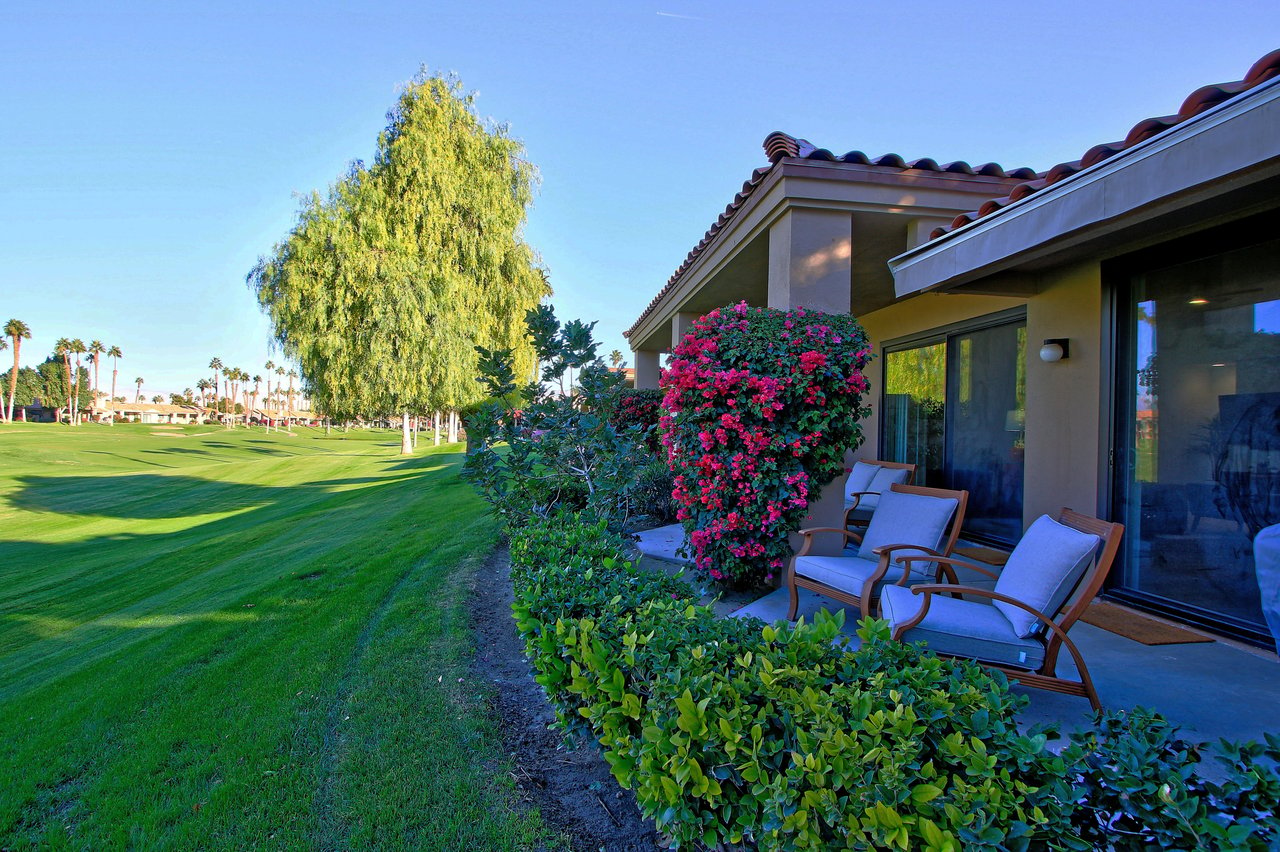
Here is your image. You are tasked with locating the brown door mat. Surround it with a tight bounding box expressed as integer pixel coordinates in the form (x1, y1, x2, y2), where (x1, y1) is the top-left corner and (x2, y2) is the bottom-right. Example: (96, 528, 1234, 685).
(1079, 600, 1214, 646)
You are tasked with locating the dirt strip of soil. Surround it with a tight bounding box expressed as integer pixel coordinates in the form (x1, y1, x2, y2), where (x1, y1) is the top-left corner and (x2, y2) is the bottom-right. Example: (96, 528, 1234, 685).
(469, 546, 664, 852)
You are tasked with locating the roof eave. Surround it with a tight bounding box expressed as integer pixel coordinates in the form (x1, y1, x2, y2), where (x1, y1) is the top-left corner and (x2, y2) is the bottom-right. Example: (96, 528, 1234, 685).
(889, 75, 1280, 296)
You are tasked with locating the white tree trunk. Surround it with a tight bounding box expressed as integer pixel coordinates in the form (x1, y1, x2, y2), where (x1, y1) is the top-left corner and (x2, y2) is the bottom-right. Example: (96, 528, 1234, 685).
(400, 411, 413, 454)
(448, 410, 458, 443)
(434, 409, 441, 446)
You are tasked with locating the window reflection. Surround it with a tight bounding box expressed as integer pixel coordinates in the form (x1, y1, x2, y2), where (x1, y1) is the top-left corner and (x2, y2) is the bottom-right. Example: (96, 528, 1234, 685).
(1118, 237, 1280, 639)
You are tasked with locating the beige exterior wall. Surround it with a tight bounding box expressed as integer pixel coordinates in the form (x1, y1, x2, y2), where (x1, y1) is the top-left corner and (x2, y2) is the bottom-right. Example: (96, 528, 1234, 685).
(1023, 262, 1104, 526)
(852, 261, 1106, 532)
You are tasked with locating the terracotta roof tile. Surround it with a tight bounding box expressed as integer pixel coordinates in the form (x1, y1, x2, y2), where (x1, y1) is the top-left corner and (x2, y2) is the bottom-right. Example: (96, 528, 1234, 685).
(626, 132, 1032, 339)
(927, 48, 1280, 242)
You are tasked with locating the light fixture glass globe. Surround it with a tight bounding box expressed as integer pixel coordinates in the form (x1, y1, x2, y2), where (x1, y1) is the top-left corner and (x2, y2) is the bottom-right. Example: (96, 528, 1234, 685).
(1039, 342, 1064, 363)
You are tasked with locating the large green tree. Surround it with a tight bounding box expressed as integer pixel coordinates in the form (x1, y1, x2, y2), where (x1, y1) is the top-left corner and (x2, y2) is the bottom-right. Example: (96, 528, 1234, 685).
(248, 71, 548, 453)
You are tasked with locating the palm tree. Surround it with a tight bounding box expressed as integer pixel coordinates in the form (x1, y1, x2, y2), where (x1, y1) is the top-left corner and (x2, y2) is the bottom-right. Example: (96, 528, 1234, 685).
(134, 377, 144, 403)
(286, 369, 297, 431)
(151, 394, 163, 404)
(251, 375, 262, 427)
(5, 319, 31, 423)
(69, 339, 86, 425)
(225, 368, 239, 428)
(107, 345, 122, 424)
(55, 338, 73, 424)
(275, 365, 286, 430)
(208, 357, 223, 417)
(88, 340, 105, 420)
(609, 349, 623, 368)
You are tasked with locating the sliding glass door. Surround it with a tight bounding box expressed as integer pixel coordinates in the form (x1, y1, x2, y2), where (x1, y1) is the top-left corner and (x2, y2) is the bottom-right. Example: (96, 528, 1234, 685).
(1112, 228, 1280, 643)
(882, 314, 1026, 545)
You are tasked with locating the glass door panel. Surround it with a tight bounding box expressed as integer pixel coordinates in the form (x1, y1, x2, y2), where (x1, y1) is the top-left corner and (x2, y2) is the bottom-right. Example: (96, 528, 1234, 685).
(947, 325, 1026, 542)
(883, 343, 945, 486)
(882, 316, 1026, 545)
(1115, 236, 1280, 639)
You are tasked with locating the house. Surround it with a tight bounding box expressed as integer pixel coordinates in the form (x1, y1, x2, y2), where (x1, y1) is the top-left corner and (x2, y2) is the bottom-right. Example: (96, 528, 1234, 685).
(626, 49, 1280, 647)
(98, 402, 208, 424)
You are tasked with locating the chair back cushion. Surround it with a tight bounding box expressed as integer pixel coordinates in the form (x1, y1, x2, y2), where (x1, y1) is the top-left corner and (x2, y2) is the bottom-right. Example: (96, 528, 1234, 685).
(857, 489, 958, 566)
(845, 462, 880, 501)
(861, 467, 911, 510)
(994, 515, 1101, 638)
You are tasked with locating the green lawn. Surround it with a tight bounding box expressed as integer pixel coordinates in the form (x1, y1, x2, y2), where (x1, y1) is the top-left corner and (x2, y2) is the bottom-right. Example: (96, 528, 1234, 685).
(0, 423, 554, 850)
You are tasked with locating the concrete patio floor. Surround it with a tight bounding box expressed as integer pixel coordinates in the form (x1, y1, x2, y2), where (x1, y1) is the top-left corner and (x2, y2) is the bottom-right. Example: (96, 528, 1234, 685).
(634, 523, 1280, 745)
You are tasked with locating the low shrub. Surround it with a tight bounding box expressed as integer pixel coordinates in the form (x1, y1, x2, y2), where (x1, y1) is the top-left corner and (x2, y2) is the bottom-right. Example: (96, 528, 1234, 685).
(464, 305, 652, 531)
(1063, 707, 1280, 850)
(510, 514, 1077, 850)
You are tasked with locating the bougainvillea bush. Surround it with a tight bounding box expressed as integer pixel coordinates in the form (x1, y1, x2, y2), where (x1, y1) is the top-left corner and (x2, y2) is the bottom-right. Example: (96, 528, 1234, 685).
(660, 303, 873, 587)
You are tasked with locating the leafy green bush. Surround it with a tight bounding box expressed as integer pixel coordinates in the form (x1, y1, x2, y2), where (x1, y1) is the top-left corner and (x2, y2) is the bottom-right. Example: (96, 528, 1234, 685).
(463, 305, 653, 531)
(632, 458, 679, 524)
(510, 513, 1077, 850)
(1064, 707, 1280, 850)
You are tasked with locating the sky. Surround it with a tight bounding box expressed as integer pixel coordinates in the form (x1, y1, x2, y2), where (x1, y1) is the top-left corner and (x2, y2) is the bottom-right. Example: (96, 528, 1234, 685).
(2, 2, 1277, 399)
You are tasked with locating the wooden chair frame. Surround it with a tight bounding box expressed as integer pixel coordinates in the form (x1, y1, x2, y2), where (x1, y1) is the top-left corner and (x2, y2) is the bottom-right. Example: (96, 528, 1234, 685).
(788, 483, 969, 622)
(889, 508, 1124, 710)
(844, 460, 918, 531)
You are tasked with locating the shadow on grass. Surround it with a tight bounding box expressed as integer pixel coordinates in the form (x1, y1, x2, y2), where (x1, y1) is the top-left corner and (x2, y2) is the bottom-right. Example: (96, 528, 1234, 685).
(6, 452, 456, 520)
(0, 454, 472, 691)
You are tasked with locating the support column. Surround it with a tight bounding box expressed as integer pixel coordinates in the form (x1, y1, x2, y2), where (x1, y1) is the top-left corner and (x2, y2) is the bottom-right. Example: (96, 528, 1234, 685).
(672, 312, 700, 349)
(634, 350, 662, 390)
(767, 208, 853, 313)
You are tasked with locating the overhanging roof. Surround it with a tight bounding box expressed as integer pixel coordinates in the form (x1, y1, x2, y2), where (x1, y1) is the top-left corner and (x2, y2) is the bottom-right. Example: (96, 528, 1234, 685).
(890, 49, 1280, 294)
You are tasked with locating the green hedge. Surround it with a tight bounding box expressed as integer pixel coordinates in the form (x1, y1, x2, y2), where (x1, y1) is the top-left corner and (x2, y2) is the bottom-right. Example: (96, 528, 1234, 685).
(509, 514, 1280, 850)
(510, 515, 1075, 850)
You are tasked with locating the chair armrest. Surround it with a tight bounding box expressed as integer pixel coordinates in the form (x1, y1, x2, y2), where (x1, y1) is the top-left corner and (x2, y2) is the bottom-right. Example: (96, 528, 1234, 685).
(794, 527, 862, 557)
(868, 544, 946, 588)
(893, 554, 1001, 580)
(843, 494, 878, 526)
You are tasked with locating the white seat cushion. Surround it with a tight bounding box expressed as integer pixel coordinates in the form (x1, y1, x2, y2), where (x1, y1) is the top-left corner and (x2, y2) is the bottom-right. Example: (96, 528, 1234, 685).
(793, 554, 881, 597)
(994, 515, 1101, 638)
(881, 584, 1047, 670)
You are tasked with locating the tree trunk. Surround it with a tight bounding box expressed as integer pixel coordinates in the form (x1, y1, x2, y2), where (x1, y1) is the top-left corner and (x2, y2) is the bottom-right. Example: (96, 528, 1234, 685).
(446, 410, 458, 443)
(62, 357, 73, 425)
(6, 338, 19, 422)
(412, 416, 419, 448)
(400, 411, 413, 454)
(109, 367, 117, 425)
(434, 410, 441, 446)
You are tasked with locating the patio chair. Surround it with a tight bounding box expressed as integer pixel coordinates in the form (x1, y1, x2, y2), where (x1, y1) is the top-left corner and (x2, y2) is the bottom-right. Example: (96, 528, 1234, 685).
(787, 483, 968, 621)
(844, 459, 917, 531)
(881, 509, 1123, 710)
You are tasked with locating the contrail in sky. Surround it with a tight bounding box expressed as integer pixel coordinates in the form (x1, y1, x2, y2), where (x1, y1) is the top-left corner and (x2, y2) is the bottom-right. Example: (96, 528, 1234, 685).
(656, 10, 703, 19)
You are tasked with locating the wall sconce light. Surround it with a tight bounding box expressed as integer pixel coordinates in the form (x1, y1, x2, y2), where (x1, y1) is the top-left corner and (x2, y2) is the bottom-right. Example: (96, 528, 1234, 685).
(1039, 338, 1070, 362)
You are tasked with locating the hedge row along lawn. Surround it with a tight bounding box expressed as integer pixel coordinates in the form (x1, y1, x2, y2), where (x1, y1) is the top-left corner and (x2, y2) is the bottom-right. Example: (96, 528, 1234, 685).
(509, 513, 1280, 851)
(0, 423, 557, 850)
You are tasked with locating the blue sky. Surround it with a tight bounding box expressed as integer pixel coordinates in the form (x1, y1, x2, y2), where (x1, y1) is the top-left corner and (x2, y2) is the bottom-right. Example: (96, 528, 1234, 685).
(2, 1, 1277, 397)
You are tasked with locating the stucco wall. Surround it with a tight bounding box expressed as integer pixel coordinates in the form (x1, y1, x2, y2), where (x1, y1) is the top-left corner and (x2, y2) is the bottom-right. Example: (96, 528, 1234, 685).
(852, 262, 1105, 532)
(1023, 262, 1104, 525)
